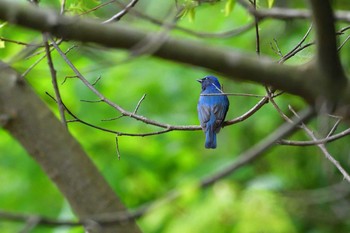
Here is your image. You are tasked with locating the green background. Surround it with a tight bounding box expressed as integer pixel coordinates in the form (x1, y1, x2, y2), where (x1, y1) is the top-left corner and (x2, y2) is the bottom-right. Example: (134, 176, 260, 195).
(1, 0, 350, 232)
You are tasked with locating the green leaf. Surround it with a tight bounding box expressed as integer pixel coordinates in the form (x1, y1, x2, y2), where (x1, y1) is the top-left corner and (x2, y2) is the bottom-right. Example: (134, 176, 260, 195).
(188, 7, 196, 22)
(0, 22, 7, 29)
(0, 40, 4, 49)
(177, 0, 198, 22)
(267, 0, 274, 8)
(224, 0, 236, 16)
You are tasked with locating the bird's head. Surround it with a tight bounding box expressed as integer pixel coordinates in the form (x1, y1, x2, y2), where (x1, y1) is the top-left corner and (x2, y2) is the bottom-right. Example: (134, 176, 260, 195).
(197, 75, 221, 91)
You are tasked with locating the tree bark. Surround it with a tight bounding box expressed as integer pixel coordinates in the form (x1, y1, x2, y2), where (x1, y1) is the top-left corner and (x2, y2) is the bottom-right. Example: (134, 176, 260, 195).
(1, 0, 349, 109)
(0, 63, 141, 232)
(0, 0, 322, 103)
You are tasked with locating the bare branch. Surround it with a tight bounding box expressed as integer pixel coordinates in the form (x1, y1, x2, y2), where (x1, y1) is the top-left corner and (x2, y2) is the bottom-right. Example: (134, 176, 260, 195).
(0, 209, 140, 228)
(79, 0, 116, 15)
(80, 99, 104, 103)
(270, 38, 283, 57)
(0, 0, 322, 103)
(115, 137, 121, 160)
(120, 2, 255, 39)
(0, 63, 141, 233)
(133, 94, 146, 114)
(279, 24, 313, 64)
(201, 107, 314, 187)
(43, 33, 67, 129)
(103, 0, 139, 24)
(252, 0, 260, 55)
(241, 5, 350, 23)
(269, 98, 293, 123)
(46, 89, 271, 137)
(225, 96, 268, 126)
(61, 75, 78, 85)
(83, 0, 254, 39)
(327, 118, 342, 137)
(289, 106, 350, 182)
(200, 92, 265, 98)
(0, 36, 38, 46)
(338, 34, 350, 51)
(49, 37, 176, 129)
(91, 75, 102, 86)
(278, 127, 350, 146)
(21, 52, 48, 78)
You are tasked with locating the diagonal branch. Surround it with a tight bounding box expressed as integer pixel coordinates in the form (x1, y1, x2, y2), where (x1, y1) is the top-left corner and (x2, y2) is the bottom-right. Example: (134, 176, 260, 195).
(289, 107, 350, 182)
(201, 107, 315, 187)
(102, 0, 139, 24)
(278, 127, 350, 146)
(42, 33, 67, 129)
(0, 0, 322, 103)
(246, 7, 350, 23)
(0, 62, 141, 233)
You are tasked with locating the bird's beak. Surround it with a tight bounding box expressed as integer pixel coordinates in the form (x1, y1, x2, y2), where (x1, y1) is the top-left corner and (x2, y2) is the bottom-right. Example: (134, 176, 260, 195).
(197, 79, 202, 83)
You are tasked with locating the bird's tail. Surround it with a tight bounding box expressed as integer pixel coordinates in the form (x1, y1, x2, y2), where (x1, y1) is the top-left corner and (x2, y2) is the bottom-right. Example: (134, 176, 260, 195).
(205, 129, 217, 149)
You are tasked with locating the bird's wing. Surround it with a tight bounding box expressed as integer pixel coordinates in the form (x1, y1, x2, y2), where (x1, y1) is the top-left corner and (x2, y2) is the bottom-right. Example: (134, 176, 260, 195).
(197, 104, 211, 130)
(212, 101, 229, 132)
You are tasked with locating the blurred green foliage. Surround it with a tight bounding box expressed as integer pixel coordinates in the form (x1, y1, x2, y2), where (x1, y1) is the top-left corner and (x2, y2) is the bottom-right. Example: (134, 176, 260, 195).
(1, 0, 350, 232)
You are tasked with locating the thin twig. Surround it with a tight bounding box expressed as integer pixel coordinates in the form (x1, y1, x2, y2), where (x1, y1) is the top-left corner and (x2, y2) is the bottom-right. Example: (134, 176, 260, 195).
(43, 33, 67, 129)
(21, 52, 48, 78)
(269, 97, 293, 123)
(133, 94, 146, 114)
(278, 127, 350, 146)
(289, 106, 350, 182)
(327, 118, 342, 137)
(253, 0, 260, 55)
(79, 0, 116, 15)
(279, 24, 313, 64)
(46, 92, 127, 135)
(92, 75, 102, 86)
(338, 25, 350, 34)
(115, 137, 121, 160)
(46, 89, 270, 137)
(101, 115, 124, 122)
(112, 0, 254, 39)
(80, 99, 104, 103)
(270, 38, 283, 57)
(64, 44, 78, 54)
(0, 37, 39, 46)
(22, 41, 75, 79)
(0, 209, 139, 227)
(201, 107, 314, 187)
(61, 75, 78, 85)
(225, 96, 269, 126)
(130, 7, 180, 57)
(338, 34, 350, 51)
(200, 92, 265, 98)
(48, 20, 188, 130)
(237, 2, 350, 23)
(103, 0, 139, 23)
(280, 42, 314, 62)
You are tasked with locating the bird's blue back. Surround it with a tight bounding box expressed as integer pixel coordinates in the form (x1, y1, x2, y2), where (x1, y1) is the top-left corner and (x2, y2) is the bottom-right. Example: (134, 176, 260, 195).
(197, 76, 229, 149)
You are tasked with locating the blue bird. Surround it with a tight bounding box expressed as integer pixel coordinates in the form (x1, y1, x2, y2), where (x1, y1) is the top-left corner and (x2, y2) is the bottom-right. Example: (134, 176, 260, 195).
(197, 75, 229, 149)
